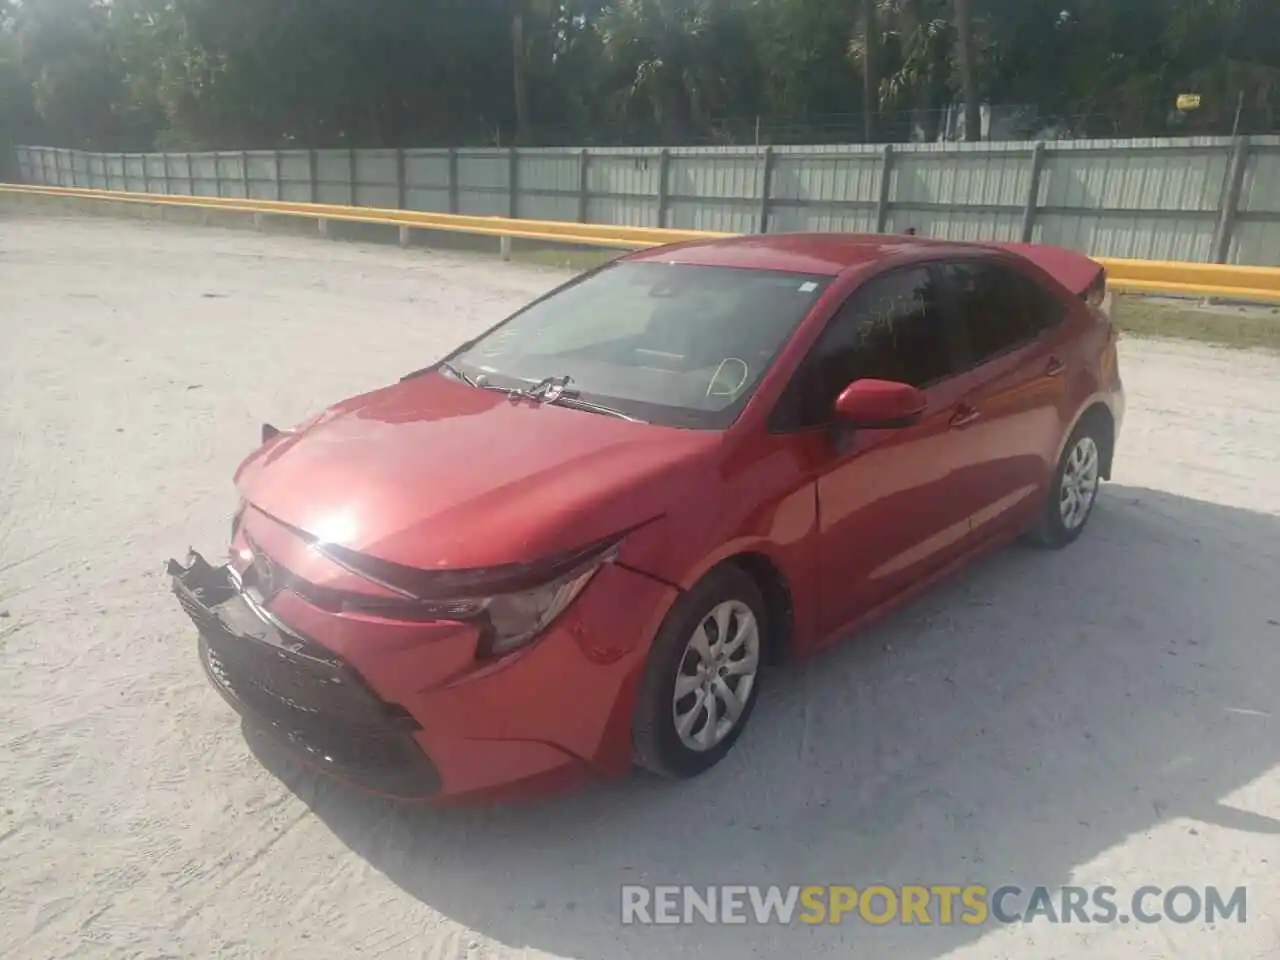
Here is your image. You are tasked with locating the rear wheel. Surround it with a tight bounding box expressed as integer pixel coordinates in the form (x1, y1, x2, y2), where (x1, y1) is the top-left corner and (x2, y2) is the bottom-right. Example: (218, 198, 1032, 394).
(632, 565, 766, 779)
(1028, 421, 1103, 549)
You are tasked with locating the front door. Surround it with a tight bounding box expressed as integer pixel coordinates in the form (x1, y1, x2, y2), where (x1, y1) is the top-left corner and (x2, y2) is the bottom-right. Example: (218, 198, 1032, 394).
(770, 265, 981, 639)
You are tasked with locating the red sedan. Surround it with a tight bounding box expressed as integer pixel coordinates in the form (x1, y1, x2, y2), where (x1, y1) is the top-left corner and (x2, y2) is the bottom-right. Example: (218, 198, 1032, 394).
(169, 233, 1124, 804)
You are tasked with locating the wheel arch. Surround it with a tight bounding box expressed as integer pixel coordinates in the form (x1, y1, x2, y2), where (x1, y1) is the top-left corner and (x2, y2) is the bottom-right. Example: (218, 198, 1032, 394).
(1070, 401, 1117, 480)
(719, 552, 795, 666)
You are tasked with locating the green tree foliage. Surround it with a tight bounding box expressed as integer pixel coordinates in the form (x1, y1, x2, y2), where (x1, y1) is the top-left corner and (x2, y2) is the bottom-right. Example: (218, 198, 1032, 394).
(1, 0, 1277, 151)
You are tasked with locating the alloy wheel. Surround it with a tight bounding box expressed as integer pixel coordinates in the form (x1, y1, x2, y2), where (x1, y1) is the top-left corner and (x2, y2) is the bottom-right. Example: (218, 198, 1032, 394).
(1060, 435, 1100, 530)
(672, 600, 761, 753)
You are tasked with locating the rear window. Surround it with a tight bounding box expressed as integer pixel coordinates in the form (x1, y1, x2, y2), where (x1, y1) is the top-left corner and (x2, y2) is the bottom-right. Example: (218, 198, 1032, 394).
(940, 261, 1063, 365)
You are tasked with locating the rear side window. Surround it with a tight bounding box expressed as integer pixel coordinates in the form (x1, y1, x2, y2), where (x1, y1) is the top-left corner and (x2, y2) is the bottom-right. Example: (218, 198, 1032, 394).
(772, 266, 952, 429)
(941, 261, 1063, 365)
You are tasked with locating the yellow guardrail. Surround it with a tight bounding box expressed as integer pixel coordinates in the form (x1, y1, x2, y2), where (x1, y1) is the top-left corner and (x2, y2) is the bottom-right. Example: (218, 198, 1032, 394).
(0, 182, 723, 249)
(5, 182, 1280, 303)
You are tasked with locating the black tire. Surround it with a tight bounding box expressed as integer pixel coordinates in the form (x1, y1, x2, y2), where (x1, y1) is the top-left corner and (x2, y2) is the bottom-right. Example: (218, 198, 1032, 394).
(1027, 418, 1105, 549)
(632, 564, 767, 779)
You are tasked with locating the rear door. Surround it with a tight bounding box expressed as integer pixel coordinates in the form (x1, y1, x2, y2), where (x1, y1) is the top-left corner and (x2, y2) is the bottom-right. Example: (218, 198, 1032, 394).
(936, 257, 1071, 540)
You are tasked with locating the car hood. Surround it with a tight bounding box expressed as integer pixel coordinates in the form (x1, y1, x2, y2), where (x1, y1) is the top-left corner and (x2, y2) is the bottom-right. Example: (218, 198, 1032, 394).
(234, 372, 717, 571)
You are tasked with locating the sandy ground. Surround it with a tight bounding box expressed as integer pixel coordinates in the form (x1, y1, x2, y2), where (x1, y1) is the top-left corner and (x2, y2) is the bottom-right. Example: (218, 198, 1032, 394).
(1, 212, 1278, 960)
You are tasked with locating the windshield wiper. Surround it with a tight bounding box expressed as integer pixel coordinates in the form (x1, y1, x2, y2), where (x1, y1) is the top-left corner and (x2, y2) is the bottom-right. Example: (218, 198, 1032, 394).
(437, 360, 481, 388)
(515, 374, 574, 402)
(545, 390, 642, 422)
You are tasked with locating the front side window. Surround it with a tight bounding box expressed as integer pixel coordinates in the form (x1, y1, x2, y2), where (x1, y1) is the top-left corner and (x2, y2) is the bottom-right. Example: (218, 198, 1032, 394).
(447, 261, 831, 429)
(773, 266, 953, 429)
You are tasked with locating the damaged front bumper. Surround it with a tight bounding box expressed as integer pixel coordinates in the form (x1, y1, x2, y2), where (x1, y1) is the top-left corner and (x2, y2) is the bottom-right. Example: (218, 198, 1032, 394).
(167, 550, 442, 798)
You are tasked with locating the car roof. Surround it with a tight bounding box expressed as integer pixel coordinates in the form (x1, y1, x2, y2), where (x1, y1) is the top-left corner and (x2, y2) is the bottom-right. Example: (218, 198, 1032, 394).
(623, 232, 1005, 278)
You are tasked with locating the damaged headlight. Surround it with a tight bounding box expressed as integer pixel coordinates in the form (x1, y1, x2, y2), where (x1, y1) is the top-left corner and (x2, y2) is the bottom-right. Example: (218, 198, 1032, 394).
(475, 562, 603, 658)
(301, 526, 630, 659)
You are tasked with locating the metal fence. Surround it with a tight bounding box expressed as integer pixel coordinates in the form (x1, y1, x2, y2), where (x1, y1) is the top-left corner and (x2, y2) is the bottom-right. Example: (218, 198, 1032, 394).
(15, 137, 1280, 267)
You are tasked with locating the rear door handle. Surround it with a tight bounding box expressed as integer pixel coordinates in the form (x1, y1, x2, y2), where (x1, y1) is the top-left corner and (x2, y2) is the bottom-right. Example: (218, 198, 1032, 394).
(950, 404, 981, 428)
(1046, 356, 1066, 377)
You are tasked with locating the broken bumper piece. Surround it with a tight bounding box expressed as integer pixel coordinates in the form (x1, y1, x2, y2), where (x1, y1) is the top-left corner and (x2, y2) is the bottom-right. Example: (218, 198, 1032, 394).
(167, 550, 441, 798)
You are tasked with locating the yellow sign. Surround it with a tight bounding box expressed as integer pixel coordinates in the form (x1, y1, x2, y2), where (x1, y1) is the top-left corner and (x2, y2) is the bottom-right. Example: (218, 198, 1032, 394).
(1176, 93, 1202, 111)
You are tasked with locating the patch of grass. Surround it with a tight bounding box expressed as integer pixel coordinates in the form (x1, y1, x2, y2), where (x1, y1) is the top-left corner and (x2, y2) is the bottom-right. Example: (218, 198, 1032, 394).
(1112, 294, 1280, 352)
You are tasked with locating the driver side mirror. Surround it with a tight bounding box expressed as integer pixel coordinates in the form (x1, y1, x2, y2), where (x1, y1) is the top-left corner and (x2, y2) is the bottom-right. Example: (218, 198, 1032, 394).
(833, 379, 927, 429)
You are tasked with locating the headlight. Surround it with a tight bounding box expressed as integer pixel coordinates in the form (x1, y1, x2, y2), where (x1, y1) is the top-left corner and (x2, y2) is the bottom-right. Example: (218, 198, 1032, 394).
(476, 562, 603, 658)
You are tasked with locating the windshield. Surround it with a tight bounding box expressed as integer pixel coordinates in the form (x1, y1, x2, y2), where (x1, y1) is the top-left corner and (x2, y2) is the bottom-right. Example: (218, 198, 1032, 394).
(448, 261, 831, 429)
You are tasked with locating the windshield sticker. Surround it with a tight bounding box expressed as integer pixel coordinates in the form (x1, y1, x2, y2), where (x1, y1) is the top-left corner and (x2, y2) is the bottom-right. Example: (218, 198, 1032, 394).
(799, 282, 818, 293)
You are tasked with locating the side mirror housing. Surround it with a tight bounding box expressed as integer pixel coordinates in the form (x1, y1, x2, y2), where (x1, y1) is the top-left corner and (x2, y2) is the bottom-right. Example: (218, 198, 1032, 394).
(833, 379, 927, 428)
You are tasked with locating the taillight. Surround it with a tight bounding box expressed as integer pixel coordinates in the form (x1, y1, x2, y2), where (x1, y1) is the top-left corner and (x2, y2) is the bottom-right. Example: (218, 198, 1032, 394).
(1083, 271, 1109, 314)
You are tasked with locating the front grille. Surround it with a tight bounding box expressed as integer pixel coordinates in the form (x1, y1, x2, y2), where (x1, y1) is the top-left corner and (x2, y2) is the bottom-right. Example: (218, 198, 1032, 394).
(172, 560, 440, 798)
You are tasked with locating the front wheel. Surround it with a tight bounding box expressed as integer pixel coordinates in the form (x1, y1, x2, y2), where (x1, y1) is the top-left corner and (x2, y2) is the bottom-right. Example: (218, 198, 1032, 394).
(1028, 421, 1104, 549)
(632, 565, 766, 779)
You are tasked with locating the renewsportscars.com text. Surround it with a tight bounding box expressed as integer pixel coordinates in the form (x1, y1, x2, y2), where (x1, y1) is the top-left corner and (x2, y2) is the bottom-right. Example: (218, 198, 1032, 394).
(620, 884, 1248, 926)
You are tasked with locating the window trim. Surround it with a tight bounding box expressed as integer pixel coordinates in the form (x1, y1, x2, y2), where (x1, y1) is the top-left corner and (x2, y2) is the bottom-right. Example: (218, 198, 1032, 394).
(767, 262, 965, 435)
(935, 256, 1066, 374)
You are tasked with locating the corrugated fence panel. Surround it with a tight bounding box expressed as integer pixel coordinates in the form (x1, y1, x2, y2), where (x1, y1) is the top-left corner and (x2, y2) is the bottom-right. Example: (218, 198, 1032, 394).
(585, 151, 661, 227)
(122, 154, 146, 191)
(1231, 139, 1280, 266)
(889, 142, 1029, 241)
(214, 152, 246, 198)
(516, 151, 581, 221)
(105, 154, 127, 190)
(456, 150, 510, 216)
(70, 151, 91, 187)
(404, 150, 451, 212)
(354, 149, 399, 208)
(770, 148, 882, 232)
(143, 153, 168, 191)
(164, 154, 191, 195)
(667, 151, 763, 232)
(1035, 139, 1224, 260)
(244, 152, 279, 200)
(190, 153, 219, 196)
(278, 151, 312, 202)
(315, 149, 353, 205)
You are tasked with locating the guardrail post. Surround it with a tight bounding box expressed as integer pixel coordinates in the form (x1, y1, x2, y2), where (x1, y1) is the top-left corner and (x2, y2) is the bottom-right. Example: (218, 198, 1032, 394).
(578, 148, 590, 223)
(1212, 135, 1250, 264)
(348, 146, 357, 206)
(396, 147, 411, 247)
(448, 148, 459, 214)
(875, 144, 894, 233)
(657, 149, 671, 228)
(757, 146, 775, 234)
(1020, 142, 1046, 243)
(508, 146, 519, 219)
(309, 148, 328, 237)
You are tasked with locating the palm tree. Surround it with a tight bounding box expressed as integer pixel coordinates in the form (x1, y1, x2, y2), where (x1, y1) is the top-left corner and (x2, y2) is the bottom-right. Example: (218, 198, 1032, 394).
(954, 0, 979, 139)
(511, 0, 531, 143)
(862, 0, 879, 142)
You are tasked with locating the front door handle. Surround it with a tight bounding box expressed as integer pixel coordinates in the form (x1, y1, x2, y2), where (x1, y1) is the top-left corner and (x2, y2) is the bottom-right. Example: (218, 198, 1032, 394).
(1046, 356, 1066, 377)
(950, 404, 981, 428)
